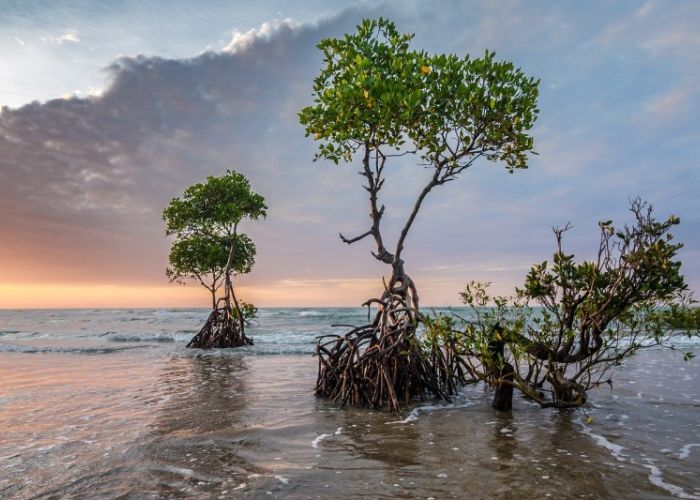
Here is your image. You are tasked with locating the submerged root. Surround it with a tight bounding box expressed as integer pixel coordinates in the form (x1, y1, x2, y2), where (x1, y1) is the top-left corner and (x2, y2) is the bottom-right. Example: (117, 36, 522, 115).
(187, 307, 253, 349)
(315, 291, 467, 413)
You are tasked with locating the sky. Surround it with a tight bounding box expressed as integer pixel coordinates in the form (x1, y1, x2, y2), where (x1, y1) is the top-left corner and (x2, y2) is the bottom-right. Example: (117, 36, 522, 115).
(0, 0, 698, 308)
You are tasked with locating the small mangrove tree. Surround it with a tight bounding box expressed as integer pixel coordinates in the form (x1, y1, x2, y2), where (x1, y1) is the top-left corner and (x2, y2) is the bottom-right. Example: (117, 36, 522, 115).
(163, 170, 267, 348)
(439, 199, 696, 410)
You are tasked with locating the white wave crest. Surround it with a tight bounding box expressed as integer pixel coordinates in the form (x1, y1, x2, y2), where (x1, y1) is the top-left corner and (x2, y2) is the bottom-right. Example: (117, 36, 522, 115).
(644, 460, 699, 499)
(311, 433, 331, 448)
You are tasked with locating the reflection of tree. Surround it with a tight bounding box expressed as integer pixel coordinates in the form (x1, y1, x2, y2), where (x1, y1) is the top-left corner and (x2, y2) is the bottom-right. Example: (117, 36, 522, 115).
(489, 412, 518, 462)
(549, 412, 576, 449)
(316, 408, 422, 469)
(137, 353, 258, 496)
(155, 353, 250, 434)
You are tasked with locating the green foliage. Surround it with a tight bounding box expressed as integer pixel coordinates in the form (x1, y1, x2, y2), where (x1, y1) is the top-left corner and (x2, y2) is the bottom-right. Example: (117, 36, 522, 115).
(163, 170, 267, 237)
(520, 207, 686, 317)
(166, 233, 256, 286)
(299, 17, 539, 172)
(299, 18, 416, 162)
(422, 313, 458, 347)
(652, 306, 700, 331)
(162, 170, 266, 305)
(441, 200, 697, 408)
(239, 301, 258, 322)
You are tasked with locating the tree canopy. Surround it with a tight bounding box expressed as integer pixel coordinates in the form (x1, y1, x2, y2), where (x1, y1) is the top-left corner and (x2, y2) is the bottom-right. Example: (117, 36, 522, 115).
(300, 17, 539, 278)
(163, 170, 267, 239)
(163, 170, 267, 317)
(299, 17, 539, 171)
(166, 233, 256, 308)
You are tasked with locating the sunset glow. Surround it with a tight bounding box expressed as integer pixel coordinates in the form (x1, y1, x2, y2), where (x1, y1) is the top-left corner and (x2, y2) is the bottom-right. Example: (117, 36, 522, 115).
(2, 4, 700, 498)
(1, 1, 698, 308)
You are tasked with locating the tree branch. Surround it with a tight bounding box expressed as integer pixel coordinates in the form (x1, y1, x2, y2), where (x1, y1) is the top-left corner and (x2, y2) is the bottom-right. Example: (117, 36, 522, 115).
(339, 229, 373, 244)
(356, 140, 394, 265)
(394, 167, 441, 261)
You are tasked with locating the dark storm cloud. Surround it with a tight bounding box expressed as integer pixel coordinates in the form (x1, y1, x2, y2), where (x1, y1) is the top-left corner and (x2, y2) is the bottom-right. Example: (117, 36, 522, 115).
(1, 17, 329, 216)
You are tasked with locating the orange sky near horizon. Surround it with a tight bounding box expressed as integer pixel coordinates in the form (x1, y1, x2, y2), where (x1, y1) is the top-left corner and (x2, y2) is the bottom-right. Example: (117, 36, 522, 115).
(0, 275, 504, 309)
(0, 280, 386, 309)
(0, 284, 205, 309)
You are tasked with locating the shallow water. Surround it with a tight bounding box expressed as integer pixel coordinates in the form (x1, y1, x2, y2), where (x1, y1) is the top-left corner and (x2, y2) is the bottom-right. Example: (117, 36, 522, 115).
(1, 308, 699, 498)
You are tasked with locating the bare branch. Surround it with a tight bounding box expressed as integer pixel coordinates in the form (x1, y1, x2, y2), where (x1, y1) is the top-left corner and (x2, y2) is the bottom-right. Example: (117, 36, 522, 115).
(339, 229, 373, 244)
(394, 167, 441, 261)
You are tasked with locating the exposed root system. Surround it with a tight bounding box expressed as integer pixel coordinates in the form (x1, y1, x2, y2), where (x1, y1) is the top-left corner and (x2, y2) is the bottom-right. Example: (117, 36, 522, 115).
(187, 306, 252, 349)
(315, 284, 467, 413)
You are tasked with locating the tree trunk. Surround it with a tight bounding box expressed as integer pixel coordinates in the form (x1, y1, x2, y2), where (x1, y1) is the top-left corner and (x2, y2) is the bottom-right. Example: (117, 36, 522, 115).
(550, 369, 587, 407)
(186, 304, 253, 348)
(227, 274, 246, 337)
(488, 328, 514, 411)
(492, 363, 514, 411)
(315, 146, 465, 412)
(187, 233, 253, 349)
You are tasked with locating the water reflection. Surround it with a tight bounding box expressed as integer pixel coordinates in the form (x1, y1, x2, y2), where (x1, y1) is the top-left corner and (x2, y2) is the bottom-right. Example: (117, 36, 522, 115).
(154, 353, 251, 435)
(336, 409, 422, 468)
(3, 347, 697, 498)
(490, 411, 518, 462)
(136, 353, 258, 497)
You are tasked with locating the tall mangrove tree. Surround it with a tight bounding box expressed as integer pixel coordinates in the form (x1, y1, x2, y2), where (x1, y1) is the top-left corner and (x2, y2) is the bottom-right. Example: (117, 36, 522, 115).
(299, 18, 539, 412)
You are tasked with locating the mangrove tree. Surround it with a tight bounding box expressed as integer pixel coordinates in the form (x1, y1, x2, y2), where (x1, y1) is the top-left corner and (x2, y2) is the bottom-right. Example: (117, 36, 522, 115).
(163, 170, 266, 348)
(299, 18, 539, 412)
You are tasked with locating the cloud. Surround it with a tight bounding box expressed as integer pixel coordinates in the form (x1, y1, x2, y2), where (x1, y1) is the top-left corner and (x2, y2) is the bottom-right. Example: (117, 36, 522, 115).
(223, 18, 302, 54)
(41, 30, 80, 44)
(642, 84, 700, 123)
(0, 10, 366, 290)
(0, 3, 698, 306)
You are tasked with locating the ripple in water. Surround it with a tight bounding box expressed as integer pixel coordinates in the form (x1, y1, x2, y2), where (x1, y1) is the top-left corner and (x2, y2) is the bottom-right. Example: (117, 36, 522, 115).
(0, 308, 698, 498)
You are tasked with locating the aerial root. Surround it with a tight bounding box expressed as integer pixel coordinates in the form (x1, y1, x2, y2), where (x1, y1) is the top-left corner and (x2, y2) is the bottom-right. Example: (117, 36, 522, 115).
(315, 291, 468, 413)
(187, 306, 253, 349)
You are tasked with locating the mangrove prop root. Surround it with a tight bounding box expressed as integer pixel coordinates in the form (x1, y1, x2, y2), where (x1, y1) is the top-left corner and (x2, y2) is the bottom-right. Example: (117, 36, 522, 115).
(187, 306, 253, 349)
(314, 286, 466, 413)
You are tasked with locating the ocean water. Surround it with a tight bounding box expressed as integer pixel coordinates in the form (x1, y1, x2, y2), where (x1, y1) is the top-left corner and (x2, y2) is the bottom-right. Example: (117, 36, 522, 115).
(1, 308, 699, 498)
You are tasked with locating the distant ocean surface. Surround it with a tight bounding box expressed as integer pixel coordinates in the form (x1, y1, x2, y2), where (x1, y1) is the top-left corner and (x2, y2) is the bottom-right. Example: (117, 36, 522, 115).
(0, 307, 377, 355)
(1, 308, 699, 498)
